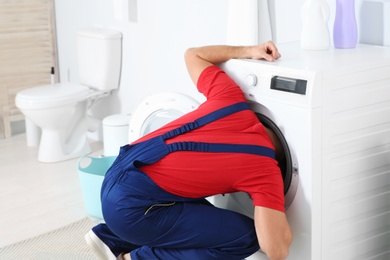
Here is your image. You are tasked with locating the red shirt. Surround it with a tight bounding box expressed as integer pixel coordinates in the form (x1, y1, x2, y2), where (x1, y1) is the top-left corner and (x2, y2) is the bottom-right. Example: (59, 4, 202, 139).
(137, 65, 285, 212)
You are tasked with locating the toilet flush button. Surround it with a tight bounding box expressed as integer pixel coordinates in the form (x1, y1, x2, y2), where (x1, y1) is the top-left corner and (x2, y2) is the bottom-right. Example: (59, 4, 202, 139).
(245, 74, 257, 88)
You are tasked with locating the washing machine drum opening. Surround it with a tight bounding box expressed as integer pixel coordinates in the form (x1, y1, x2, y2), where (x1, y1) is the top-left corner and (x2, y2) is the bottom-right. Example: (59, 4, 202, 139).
(256, 113, 294, 203)
(140, 108, 184, 136)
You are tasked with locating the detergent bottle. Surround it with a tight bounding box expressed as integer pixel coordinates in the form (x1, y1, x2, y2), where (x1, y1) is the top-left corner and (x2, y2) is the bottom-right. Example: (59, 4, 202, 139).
(300, 0, 330, 50)
(333, 0, 358, 48)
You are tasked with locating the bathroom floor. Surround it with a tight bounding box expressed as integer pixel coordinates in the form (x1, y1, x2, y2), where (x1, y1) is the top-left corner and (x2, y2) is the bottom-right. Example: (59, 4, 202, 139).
(0, 133, 103, 248)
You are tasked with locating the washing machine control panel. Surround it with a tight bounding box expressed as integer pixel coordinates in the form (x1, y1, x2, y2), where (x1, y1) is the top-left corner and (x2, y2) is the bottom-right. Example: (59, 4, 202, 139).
(270, 76, 307, 95)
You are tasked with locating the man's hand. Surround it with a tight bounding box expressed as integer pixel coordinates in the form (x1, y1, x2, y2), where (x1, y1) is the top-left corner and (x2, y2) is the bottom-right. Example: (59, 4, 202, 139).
(248, 41, 281, 62)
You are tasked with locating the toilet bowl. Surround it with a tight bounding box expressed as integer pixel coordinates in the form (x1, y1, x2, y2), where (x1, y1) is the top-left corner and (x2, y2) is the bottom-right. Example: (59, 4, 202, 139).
(15, 27, 122, 162)
(16, 83, 92, 162)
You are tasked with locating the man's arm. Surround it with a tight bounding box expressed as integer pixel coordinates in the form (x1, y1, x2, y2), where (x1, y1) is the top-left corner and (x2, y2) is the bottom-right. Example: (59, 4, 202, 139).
(184, 41, 281, 86)
(255, 206, 293, 260)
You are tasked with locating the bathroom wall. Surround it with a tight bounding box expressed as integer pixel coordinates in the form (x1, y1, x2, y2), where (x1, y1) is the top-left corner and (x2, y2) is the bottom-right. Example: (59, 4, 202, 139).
(54, 0, 367, 140)
(55, 0, 230, 122)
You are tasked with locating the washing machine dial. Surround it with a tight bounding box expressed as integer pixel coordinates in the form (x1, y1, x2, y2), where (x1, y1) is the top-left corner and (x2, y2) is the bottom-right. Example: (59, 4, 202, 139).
(245, 74, 257, 88)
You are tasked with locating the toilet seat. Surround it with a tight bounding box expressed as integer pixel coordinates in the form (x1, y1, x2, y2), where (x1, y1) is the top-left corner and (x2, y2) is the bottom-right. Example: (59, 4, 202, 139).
(15, 83, 90, 110)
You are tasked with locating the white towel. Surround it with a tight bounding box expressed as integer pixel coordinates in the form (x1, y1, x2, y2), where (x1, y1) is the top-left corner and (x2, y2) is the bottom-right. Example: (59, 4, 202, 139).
(226, 0, 259, 45)
(226, 0, 272, 46)
(258, 0, 273, 43)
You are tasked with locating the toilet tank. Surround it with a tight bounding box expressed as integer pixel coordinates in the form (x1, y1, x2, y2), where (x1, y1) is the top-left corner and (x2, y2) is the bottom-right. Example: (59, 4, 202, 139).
(76, 28, 122, 90)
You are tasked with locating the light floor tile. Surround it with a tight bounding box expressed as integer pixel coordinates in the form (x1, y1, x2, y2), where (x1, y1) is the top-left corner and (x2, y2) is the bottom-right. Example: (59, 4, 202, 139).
(0, 134, 103, 247)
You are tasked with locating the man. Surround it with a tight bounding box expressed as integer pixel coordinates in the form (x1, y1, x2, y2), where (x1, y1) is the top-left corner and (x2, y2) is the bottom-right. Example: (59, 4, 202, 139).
(85, 41, 292, 260)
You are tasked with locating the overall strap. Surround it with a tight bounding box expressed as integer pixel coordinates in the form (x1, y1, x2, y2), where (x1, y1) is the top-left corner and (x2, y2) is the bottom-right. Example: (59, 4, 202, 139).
(162, 102, 250, 140)
(167, 142, 275, 159)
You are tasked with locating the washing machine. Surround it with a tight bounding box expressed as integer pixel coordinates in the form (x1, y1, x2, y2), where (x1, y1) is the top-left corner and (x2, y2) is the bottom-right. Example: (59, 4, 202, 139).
(128, 42, 390, 260)
(217, 42, 390, 260)
(128, 92, 200, 142)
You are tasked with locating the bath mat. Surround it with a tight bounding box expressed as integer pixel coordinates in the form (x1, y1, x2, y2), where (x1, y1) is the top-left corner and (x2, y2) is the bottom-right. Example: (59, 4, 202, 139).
(0, 217, 97, 260)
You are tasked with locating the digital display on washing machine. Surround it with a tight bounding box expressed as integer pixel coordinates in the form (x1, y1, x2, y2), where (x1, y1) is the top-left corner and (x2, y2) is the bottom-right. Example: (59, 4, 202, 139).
(271, 76, 307, 95)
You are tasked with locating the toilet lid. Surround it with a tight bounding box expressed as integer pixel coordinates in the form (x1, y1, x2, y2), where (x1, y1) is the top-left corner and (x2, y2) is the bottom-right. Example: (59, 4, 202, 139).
(16, 83, 90, 109)
(128, 92, 200, 143)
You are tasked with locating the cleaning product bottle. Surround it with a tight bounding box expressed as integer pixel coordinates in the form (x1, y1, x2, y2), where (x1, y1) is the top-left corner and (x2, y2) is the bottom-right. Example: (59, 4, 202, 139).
(333, 0, 358, 48)
(300, 0, 330, 50)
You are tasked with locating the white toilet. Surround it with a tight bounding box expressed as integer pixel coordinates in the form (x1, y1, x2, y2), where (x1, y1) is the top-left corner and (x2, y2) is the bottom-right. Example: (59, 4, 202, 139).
(15, 28, 122, 163)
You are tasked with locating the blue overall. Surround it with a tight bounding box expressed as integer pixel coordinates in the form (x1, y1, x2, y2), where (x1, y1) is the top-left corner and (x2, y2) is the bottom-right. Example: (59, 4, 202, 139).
(97, 102, 275, 259)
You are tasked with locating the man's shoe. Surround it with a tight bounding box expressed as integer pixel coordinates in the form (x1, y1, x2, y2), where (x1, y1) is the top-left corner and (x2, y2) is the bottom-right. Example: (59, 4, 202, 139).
(85, 229, 117, 260)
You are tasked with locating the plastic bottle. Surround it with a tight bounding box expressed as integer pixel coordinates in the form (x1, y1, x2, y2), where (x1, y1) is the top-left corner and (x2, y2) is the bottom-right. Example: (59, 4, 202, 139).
(300, 0, 330, 50)
(333, 0, 358, 48)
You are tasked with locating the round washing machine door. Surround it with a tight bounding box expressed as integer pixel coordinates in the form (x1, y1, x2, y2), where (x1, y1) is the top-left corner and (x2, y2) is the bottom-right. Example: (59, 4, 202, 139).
(128, 92, 200, 142)
(212, 104, 298, 217)
(255, 112, 299, 210)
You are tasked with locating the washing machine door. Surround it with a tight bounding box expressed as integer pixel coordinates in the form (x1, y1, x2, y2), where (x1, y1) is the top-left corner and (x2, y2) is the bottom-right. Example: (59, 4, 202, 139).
(254, 112, 298, 210)
(128, 92, 200, 142)
(209, 102, 298, 217)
